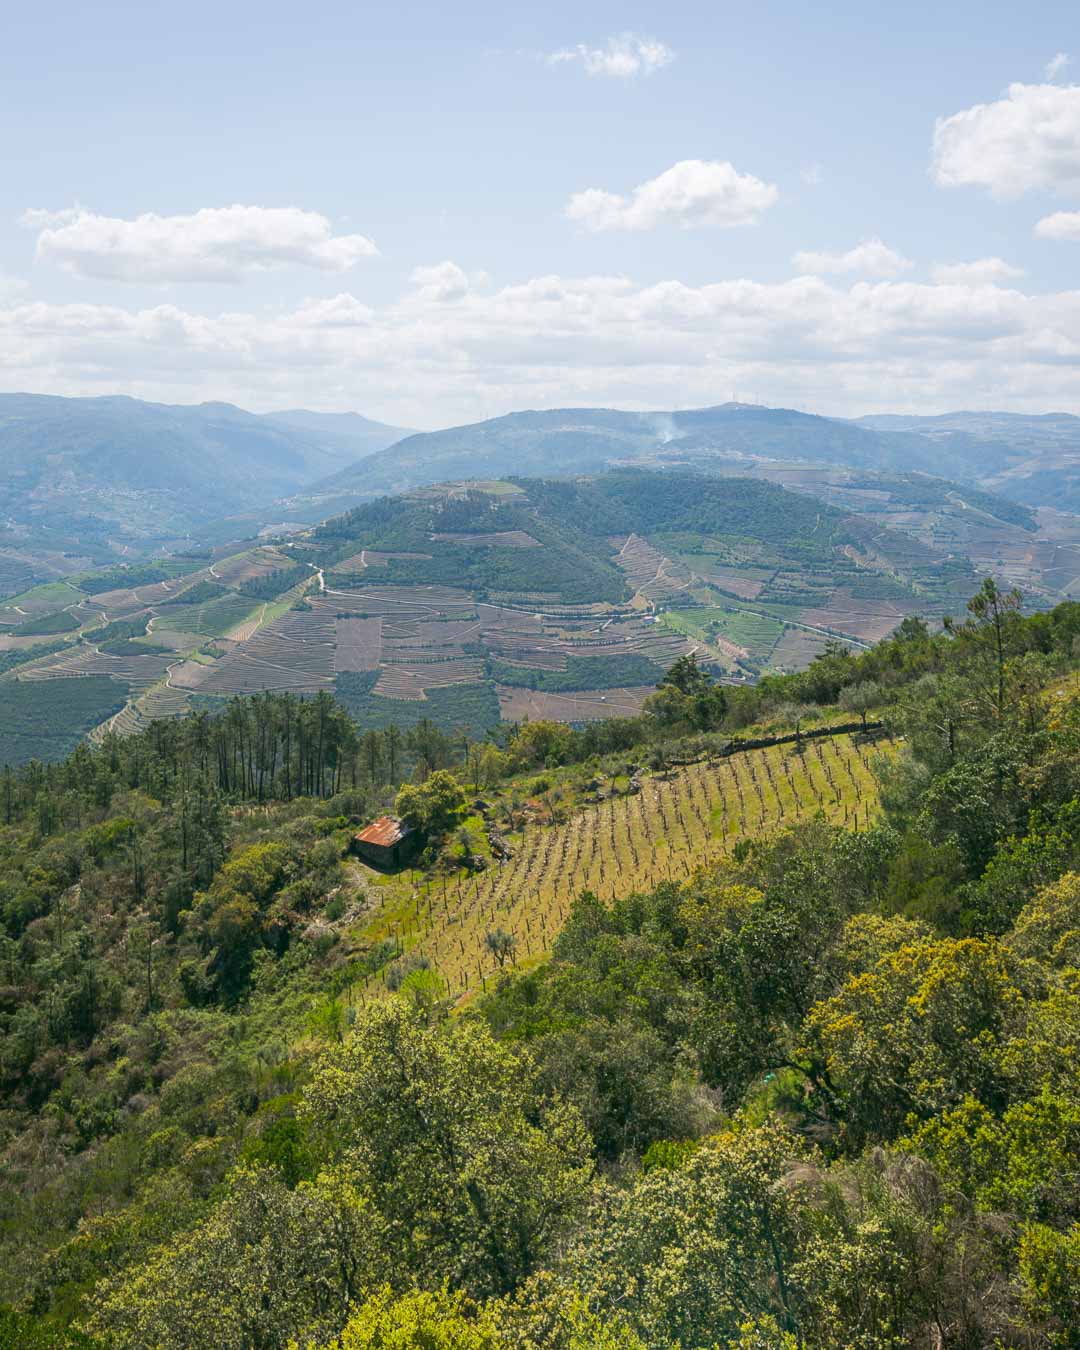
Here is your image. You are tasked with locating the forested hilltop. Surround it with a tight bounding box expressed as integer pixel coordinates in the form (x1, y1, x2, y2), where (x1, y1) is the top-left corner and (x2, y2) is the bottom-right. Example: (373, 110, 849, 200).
(3, 580, 1080, 1347)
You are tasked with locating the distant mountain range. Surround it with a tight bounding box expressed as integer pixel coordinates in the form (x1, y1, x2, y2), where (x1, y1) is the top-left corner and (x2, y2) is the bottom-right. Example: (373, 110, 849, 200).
(852, 411, 1080, 510)
(305, 402, 1080, 508)
(258, 407, 414, 459)
(0, 394, 411, 560)
(311, 404, 942, 497)
(6, 393, 1080, 575)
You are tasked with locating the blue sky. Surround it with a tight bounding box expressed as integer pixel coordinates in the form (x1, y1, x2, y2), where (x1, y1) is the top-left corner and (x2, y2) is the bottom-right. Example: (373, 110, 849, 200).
(2, 0, 1079, 425)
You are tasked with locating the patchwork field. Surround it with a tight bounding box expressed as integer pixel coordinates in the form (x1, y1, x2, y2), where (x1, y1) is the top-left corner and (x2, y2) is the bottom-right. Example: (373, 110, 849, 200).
(333, 550, 434, 574)
(7, 466, 1080, 762)
(612, 533, 695, 604)
(189, 603, 338, 695)
(207, 544, 293, 586)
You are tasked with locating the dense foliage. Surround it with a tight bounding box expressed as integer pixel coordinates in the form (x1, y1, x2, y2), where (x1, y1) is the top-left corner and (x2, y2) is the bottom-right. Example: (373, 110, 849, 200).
(4, 581, 1080, 1345)
(487, 652, 662, 692)
(516, 471, 858, 562)
(75, 563, 183, 595)
(333, 672, 502, 736)
(236, 564, 311, 600)
(313, 488, 626, 604)
(11, 609, 81, 637)
(0, 678, 128, 765)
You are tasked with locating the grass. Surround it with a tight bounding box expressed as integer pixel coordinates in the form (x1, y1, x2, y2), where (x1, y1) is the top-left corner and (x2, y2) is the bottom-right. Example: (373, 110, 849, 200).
(345, 731, 892, 1005)
(160, 594, 265, 637)
(1, 581, 85, 615)
(663, 605, 785, 660)
(11, 609, 81, 637)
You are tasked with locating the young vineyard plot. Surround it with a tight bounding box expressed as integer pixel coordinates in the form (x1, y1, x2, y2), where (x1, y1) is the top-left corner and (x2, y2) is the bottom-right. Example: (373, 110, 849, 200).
(353, 731, 891, 1001)
(495, 684, 657, 721)
(194, 604, 338, 695)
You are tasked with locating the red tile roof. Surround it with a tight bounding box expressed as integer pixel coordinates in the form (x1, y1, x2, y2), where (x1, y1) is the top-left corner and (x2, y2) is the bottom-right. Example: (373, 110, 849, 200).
(355, 815, 410, 847)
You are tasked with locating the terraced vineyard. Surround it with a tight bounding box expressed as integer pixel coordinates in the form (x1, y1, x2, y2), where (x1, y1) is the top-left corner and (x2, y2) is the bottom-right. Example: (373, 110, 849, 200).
(351, 730, 891, 1002)
(612, 532, 695, 604)
(5, 467, 1053, 762)
(187, 603, 337, 694)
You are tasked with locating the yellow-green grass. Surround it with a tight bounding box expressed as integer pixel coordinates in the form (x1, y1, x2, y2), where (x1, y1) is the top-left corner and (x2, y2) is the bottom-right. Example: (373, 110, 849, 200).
(348, 731, 892, 1005)
(0, 581, 85, 617)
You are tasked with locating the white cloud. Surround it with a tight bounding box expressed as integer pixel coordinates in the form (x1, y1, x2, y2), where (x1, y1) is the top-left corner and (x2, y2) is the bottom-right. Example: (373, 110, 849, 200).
(932, 81, 1080, 198)
(1035, 210, 1080, 240)
(4, 265, 1080, 425)
(24, 205, 378, 283)
(793, 237, 913, 278)
(566, 160, 778, 232)
(1046, 52, 1070, 82)
(547, 34, 673, 78)
(931, 257, 1025, 284)
(408, 260, 488, 303)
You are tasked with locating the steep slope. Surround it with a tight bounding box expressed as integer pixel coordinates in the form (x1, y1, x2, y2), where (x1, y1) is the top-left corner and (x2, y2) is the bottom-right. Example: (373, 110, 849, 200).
(4, 603, 1080, 1347)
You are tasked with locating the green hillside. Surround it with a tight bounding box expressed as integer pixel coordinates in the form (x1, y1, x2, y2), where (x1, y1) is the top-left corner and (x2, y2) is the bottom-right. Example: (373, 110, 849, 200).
(309, 481, 629, 602)
(1, 583, 1080, 1345)
(0, 467, 1032, 764)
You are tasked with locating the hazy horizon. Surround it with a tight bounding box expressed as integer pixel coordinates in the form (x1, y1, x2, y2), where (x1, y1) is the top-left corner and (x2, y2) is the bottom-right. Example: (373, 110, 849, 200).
(4, 387, 1080, 437)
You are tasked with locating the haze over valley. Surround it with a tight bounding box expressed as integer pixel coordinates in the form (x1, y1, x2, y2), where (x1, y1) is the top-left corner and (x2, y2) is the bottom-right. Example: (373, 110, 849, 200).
(6, 391, 1080, 762)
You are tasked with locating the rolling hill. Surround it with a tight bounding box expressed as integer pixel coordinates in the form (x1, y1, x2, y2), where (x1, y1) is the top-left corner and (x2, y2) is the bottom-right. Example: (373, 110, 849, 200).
(0, 468, 989, 763)
(289, 402, 1080, 521)
(260, 407, 413, 458)
(7, 430, 1080, 766)
(307, 402, 951, 500)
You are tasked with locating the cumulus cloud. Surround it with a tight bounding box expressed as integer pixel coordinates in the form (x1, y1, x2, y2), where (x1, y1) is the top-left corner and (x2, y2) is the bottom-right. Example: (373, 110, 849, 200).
(407, 260, 489, 302)
(1046, 52, 1070, 82)
(1035, 210, 1080, 240)
(566, 160, 778, 232)
(24, 205, 378, 283)
(931, 257, 1026, 284)
(932, 81, 1080, 197)
(793, 238, 912, 278)
(547, 34, 673, 78)
(4, 266, 1080, 424)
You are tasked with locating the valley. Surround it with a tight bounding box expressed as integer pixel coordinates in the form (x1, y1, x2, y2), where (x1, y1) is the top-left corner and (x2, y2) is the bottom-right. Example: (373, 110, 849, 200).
(6, 394, 1080, 767)
(6, 462, 1080, 763)
(8, 13, 1080, 1342)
